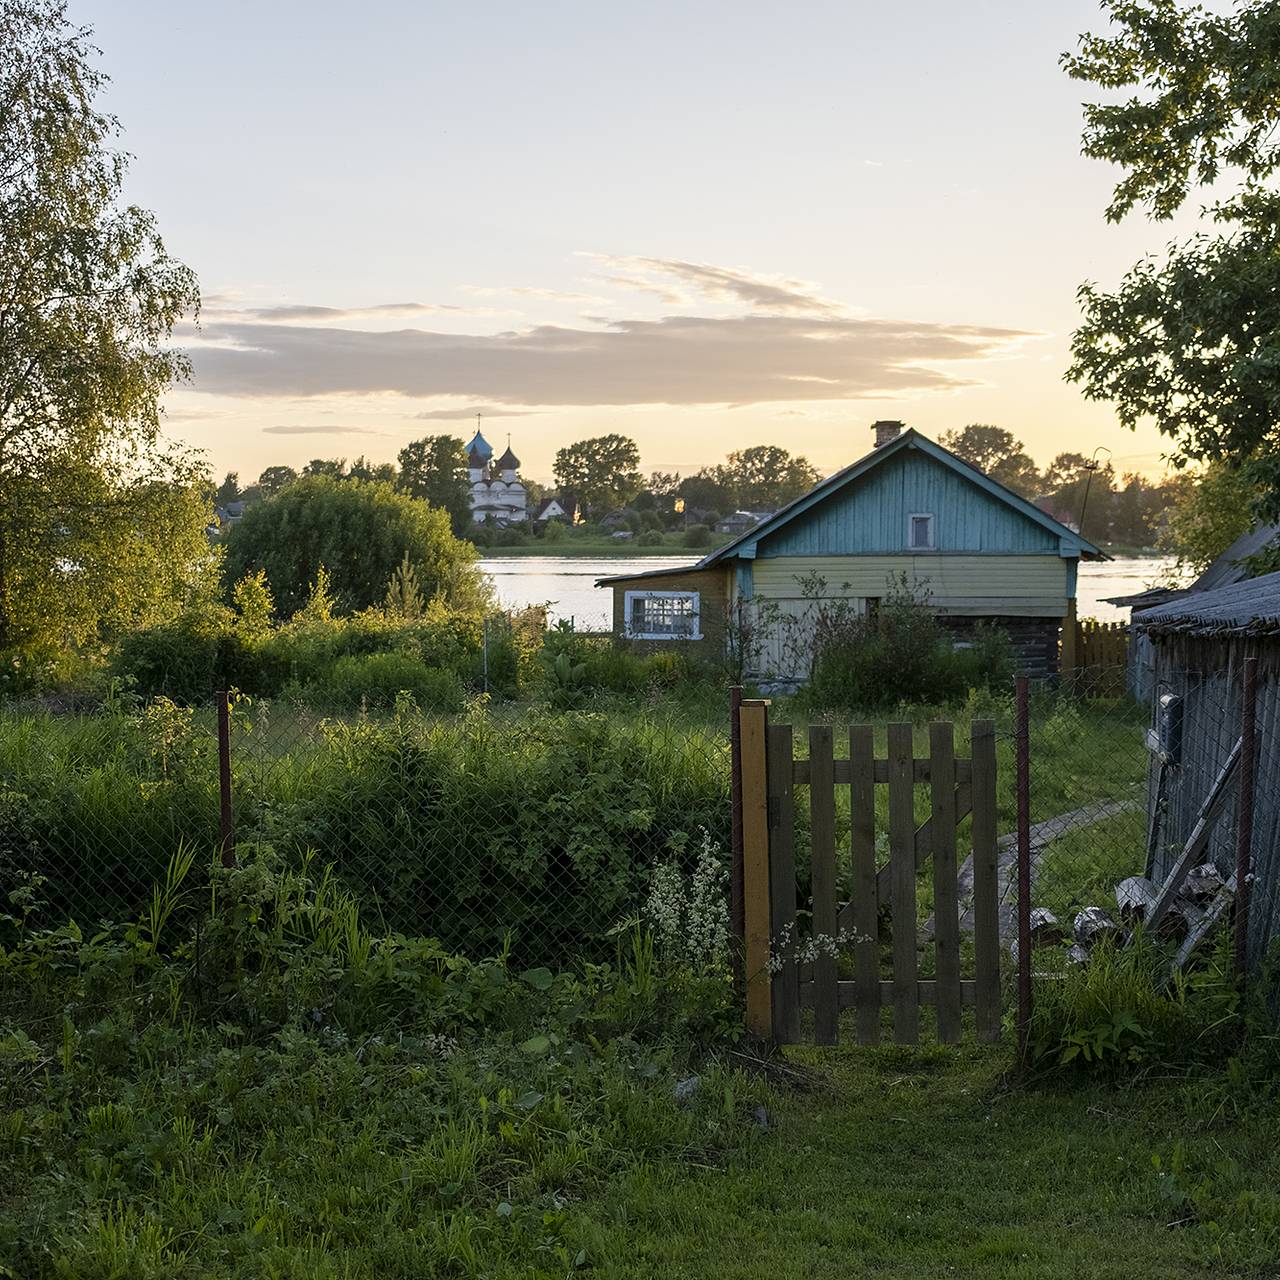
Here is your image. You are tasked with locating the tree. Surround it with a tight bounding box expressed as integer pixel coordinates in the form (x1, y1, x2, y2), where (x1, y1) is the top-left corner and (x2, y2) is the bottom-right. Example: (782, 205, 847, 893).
(396, 435, 471, 534)
(676, 469, 734, 518)
(553, 434, 642, 517)
(348, 455, 397, 484)
(215, 472, 241, 506)
(256, 465, 298, 498)
(724, 445, 820, 511)
(0, 0, 203, 678)
(1064, 0, 1280, 536)
(939, 425, 1040, 498)
(1158, 461, 1263, 575)
(1040, 452, 1118, 545)
(302, 458, 347, 479)
(222, 475, 490, 618)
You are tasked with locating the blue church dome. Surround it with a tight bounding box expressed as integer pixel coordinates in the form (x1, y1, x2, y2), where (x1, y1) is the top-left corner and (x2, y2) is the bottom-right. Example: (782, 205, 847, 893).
(466, 429, 494, 462)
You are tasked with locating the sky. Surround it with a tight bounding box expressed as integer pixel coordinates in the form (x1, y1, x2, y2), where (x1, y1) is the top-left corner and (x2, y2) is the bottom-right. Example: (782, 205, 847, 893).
(80, 0, 1196, 486)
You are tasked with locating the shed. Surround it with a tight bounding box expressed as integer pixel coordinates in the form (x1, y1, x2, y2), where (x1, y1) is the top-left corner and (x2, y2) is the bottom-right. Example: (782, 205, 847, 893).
(1133, 572, 1280, 970)
(597, 423, 1102, 681)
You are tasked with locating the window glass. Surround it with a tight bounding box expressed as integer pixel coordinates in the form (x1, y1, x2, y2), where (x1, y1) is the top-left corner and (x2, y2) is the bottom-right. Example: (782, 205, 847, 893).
(626, 591, 700, 638)
(909, 514, 934, 549)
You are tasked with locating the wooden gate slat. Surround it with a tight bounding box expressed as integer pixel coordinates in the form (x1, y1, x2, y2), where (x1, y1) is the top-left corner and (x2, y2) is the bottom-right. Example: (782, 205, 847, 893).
(809, 726, 839, 1044)
(930, 722, 962, 1044)
(849, 725, 880, 1045)
(739, 701, 772, 1039)
(970, 719, 1001, 1042)
(766, 723, 800, 1044)
(799, 978, 978, 1008)
(888, 722, 918, 1044)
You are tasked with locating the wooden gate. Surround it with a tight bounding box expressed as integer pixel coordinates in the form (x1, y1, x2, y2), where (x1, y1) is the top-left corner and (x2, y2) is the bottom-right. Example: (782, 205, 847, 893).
(739, 702, 1002, 1047)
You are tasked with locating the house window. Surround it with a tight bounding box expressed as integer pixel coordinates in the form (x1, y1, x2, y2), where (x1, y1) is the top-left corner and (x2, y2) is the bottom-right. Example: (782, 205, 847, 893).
(624, 590, 702, 640)
(908, 513, 935, 550)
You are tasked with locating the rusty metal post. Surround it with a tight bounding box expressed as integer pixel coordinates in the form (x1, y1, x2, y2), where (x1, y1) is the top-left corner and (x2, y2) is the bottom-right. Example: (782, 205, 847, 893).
(1235, 656, 1258, 984)
(729, 685, 745, 948)
(217, 691, 235, 868)
(1015, 674, 1032, 1060)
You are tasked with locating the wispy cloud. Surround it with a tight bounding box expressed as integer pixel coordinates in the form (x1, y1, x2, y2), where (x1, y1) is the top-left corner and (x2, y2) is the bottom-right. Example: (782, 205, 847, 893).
(261, 424, 387, 436)
(191, 312, 1034, 406)
(461, 285, 605, 304)
(415, 405, 544, 420)
(203, 301, 464, 324)
(583, 254, 843, 315)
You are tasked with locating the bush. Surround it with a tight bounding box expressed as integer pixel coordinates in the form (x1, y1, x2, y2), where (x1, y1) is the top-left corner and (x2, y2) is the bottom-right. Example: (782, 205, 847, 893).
(683, 523, 712, 548)
(308, 653, 466, 712)
(541, 517, 567, 542)
(110, 606, 240, 703)
(803, 580, 1014, 711)
(636, 530, 665, 547)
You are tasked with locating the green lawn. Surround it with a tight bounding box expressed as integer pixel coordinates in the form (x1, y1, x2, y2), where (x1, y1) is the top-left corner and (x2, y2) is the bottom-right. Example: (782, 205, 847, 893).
(579, 1038, 1276, 1279)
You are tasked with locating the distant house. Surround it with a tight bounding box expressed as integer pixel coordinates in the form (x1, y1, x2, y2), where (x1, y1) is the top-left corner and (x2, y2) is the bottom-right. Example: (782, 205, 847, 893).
(715, 511, 765, 535)
(598, 510, 630, 531)
(532, 494, 579, 526)
(1132, 571, 1280, 971)
(597, 421, 1103, 682)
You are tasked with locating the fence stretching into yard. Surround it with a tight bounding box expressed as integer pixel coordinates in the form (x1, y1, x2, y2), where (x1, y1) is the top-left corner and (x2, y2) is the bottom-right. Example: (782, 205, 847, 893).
(739, 706, 1003, 1047)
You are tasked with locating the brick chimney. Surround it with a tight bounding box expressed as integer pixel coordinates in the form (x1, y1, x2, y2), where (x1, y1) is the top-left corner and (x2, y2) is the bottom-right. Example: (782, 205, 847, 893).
(872, 419, 905, 448)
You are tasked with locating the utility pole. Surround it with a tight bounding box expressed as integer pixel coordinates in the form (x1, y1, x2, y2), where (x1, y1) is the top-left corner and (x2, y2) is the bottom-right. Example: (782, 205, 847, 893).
(1077, 446, 1111, 536)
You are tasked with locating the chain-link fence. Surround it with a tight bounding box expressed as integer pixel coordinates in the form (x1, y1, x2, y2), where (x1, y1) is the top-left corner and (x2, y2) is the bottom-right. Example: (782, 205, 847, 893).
(0, 695, 731, 965)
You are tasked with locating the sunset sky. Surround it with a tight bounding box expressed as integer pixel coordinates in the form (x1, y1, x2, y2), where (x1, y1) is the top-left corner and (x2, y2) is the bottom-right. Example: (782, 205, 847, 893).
(82, 0, 1199, 486)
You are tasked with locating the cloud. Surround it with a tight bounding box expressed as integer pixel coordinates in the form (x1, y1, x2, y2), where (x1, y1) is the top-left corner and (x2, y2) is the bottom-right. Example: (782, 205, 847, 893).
(414, 405, 544, 420)
(583, 254, 842, 315)
(261, 424, 386, 436)
(462, 285, 605, 304)
(191, 312, 1034, 406)
(201, 301, 464, 324)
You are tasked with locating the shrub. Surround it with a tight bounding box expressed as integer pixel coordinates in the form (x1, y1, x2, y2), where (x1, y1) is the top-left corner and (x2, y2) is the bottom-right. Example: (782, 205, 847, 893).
(636, 530, 665, 547)
(541, 517, 567, 542)
(683, 523, 712, 548)
(110, 606, 240, 702)
(308, 653, 466, 712)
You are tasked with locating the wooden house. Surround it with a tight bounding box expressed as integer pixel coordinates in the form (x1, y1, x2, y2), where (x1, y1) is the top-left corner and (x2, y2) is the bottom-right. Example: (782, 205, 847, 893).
(1132, 571, 1280, 971)
(598, 422, 1103, 681)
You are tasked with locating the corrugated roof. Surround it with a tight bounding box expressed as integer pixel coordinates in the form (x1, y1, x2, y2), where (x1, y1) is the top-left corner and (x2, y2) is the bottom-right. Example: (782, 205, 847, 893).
(1192, 523, 1280, 591)
(1133, 570, 1280, 636)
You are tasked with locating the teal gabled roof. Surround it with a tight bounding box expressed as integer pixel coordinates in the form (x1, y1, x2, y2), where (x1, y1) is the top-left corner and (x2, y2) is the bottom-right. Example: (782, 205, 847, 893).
(695, 429, 1105, 566)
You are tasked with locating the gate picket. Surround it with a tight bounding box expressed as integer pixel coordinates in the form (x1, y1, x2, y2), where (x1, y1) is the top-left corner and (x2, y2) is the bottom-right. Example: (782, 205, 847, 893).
(766, 723, 800, 1044)
(849, 726, 880, 1045)
(971, 720, 1002, 1042)
(930, 722, 962, 1043)
(808, 726, 838, 1044)
(888, 723, 919, 1045)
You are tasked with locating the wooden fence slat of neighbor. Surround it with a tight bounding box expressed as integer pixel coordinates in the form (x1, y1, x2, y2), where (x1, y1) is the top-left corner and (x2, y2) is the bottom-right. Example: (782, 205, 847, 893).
(930, 721, 962, 1044)
(970, 720, 1002, 1042)
(808, 725, 839, 1044)
(888, 722, 920, 1045)
(766, 721, 800, 1044)
(849, 725, 880, 1046)
(748, 716, 1002, 1048)
(739, 700, 772, 1039)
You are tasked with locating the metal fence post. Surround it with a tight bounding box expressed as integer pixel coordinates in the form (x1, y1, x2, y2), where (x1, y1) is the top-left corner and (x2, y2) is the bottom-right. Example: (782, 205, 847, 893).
(1015, 674, 1032, 1059)
(729, 685, 745, 949)
(1235, 656, 1258, 984)
(217, 691, 236, 868)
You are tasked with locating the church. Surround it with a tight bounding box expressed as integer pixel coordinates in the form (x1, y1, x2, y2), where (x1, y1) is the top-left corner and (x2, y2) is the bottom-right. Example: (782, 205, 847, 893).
(466, 427, 528, 526)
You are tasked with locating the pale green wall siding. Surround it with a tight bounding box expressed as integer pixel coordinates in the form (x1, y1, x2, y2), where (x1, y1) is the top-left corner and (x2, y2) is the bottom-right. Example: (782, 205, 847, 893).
(750, 555, 1070, 616)
(760, 450, 1061, 557)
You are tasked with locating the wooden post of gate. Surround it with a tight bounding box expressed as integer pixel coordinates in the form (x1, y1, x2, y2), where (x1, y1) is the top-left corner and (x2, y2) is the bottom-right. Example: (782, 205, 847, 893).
(739, 698, 773, 1039)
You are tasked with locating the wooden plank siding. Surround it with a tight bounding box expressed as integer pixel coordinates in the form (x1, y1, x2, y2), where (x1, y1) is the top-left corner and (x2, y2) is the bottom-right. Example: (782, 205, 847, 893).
(605, 565, 731, 654)
(759, 448, 1061, 557)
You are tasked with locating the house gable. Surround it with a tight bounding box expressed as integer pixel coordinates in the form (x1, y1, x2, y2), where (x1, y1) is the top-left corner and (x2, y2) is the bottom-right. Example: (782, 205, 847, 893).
(757, 447, 1061, 558)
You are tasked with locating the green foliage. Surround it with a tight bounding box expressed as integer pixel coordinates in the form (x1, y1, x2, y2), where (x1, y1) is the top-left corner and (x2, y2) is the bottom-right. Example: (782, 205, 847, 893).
(552, 435, 643, 517)
(384, 551, 425, 620)
(230, 569, 274, 641)
(803, 578, 1014, 711)
(222, 474, 490, 618)
(1064, 0, 1280, 526)
(541, 517, 567, 543)
(940, 424, 1041, 498)
(0, 849, 749, 1277)
(397, 434, 472, 534)
(0, 0, 203, 684)
(683, 522, 712, 548)
(1029, 932, 1240, 1076)
(1157, 460, 1265, 575)
(310, 653, 466, 712)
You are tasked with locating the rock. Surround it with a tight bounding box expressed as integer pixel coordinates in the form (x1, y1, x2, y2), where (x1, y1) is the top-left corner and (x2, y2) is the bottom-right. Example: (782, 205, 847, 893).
(1073, 906, 1121, 948)
(1066, 943, 1091, 965)
(752, 1104, 770, 1130)
(1155, 899, 1207, 943)
(673, 1075, 700, 1103)
(1182, 864, 1225, 904)
(1028, 907, 1065, 947)
(1116, 876, 1159, 921)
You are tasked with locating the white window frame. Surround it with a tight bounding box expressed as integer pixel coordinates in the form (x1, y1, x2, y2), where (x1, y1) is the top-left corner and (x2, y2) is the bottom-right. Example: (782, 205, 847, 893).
(623, 589, 702, 640)
(908, 512, 935, 550)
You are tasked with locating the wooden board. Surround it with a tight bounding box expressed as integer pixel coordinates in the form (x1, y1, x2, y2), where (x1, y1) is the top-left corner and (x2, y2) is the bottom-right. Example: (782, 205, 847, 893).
(799, 979, 979, 1008)
(792, 758, 972, 785)
(849, 725, 880, 1045)
(766, 722, 800, 1044)
(739, 701, 772, 1039)
(888, 722, 918, 1044)
(809, 725, 839, 1044)
(930, 721, 961, 1044)
(970, 720, 1002, 1042)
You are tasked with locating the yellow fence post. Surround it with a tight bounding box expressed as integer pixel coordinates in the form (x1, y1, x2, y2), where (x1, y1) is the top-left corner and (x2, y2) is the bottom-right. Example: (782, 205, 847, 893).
(739, 698, 773, 1040)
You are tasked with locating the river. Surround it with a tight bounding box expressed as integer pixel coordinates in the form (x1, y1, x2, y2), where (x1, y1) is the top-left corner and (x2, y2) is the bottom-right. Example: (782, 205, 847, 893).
(478, 555, 1180, 631)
